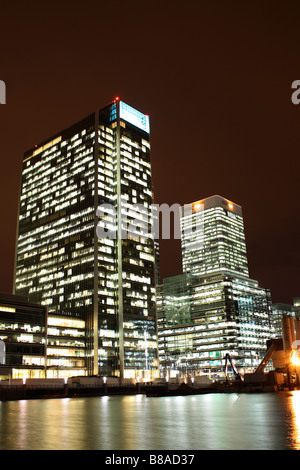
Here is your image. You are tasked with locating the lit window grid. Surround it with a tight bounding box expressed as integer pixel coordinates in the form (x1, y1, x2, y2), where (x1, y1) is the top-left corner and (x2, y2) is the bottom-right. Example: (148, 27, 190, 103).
(16, 105, 157, 377)
(16, 128, 96, 315)
(181, 206, 249, 278)
(157, 274, 272, 374)
(97, 123, 156, 374)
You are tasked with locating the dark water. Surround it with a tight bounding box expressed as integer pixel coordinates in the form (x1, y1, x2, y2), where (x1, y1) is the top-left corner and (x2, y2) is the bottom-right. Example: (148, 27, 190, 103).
(0, 391, 300, 450)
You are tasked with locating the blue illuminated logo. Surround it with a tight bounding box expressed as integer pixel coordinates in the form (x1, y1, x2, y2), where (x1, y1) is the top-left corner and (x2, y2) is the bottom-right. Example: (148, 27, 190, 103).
(120, 101, 150, 133)
(109, 103, 117, 121)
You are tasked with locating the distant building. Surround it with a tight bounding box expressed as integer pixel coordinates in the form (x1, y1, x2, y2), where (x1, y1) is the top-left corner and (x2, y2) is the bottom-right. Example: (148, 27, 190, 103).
(294, 298, 300, 317)
(0, 293, 47, 379)
(271, 303, 295, 337)
(14, 99, 158, 379)
(157, 272, 272, 378)
(158, 196, 273, 379)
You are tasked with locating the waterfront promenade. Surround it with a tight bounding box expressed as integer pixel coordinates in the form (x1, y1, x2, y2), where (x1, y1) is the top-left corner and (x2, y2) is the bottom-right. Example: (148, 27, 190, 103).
(0, 375, 297, 401)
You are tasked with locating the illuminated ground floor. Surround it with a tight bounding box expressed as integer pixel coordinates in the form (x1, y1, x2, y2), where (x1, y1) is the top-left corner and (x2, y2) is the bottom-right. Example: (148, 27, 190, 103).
(157, 321, 273, 379)
(157, 272, 274, 380)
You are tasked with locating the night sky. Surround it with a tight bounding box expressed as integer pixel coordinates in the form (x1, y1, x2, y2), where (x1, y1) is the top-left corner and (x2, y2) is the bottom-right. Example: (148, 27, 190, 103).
(0, 1, 299, 304)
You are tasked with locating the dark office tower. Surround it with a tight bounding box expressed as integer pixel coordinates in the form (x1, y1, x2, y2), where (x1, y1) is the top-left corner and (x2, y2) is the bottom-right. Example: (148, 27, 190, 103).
(14, 99, 158, 379)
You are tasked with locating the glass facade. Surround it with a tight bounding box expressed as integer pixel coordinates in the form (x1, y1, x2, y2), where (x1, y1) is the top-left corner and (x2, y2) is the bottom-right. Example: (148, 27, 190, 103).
(271, 303, 295, 338)
(14, 99, 158, 379)
(294, 298, 300, 316)
(157, 273, 273, 379)
(161, 274, 191, 326)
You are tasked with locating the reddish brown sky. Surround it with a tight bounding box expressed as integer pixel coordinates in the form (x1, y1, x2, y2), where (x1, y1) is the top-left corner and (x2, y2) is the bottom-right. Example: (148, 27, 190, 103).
(0, 1, 299, 304)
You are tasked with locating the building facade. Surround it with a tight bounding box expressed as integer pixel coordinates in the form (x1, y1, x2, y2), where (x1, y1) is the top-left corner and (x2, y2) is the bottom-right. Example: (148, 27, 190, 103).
(180, 195, 249, 279)
(0, 293, 47, 379)
(294, 298, 300, 316)
(271, 303, 295, 338)
(157, 272, 272, 379)
(14, 99, 158, 379)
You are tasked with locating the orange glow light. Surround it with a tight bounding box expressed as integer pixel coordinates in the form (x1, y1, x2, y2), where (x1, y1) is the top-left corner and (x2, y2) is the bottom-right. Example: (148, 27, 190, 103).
(228, 203, 233, 210)
(291, 351, 300, 367)
(194, 203, 201, 211)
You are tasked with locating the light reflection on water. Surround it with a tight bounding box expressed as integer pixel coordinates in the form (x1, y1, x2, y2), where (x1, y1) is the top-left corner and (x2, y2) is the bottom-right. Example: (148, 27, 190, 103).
(0, 391, 300, 450)
(288, 391, 300, 449)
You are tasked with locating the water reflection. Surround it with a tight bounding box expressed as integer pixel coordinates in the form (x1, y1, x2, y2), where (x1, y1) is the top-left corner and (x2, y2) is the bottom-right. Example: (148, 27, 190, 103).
(289, 391, 300, 449)
(0, 393, 300, 450)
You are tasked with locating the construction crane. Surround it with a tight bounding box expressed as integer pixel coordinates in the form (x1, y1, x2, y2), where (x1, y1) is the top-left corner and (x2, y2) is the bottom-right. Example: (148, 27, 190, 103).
(224, 353, 243, 382)
(254, 340, 278, 373)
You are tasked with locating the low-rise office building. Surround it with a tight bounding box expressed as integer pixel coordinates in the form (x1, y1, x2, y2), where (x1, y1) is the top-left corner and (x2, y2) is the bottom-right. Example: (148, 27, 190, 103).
(0, 293, 47, 379)
(157, 272, 272, 379)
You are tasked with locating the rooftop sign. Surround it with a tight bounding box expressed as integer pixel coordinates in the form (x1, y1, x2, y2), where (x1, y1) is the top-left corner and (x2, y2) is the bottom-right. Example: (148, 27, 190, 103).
(119, 101, 150, 134)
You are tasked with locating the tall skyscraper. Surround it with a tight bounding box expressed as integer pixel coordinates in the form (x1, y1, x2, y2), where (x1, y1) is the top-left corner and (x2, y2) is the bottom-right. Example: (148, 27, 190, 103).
(157, 195, 273, 379)
(180, 195, 249, 279)
(14, 98, 158, 379)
